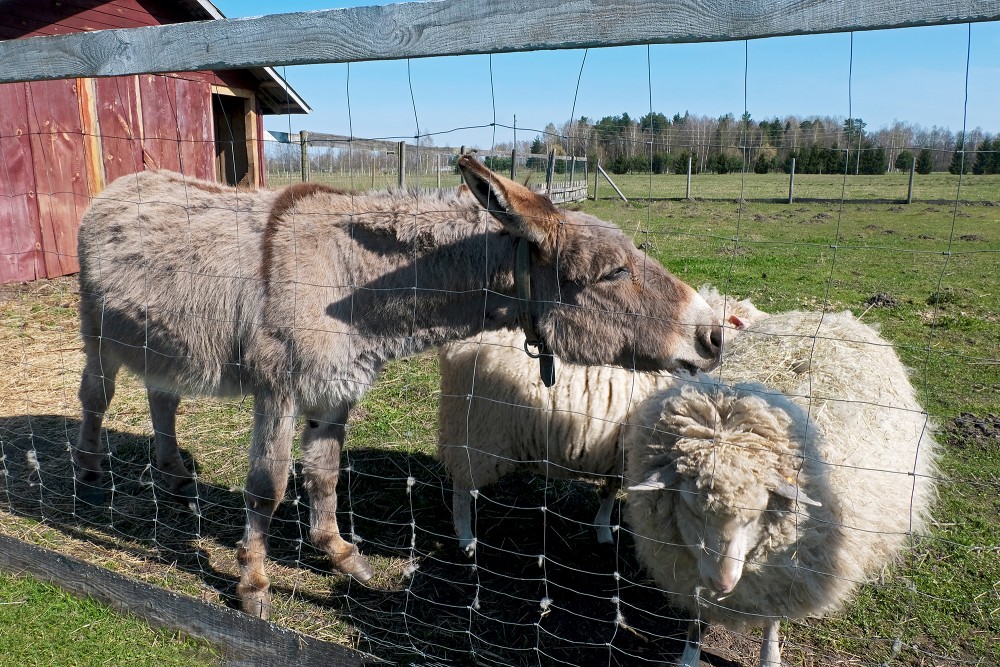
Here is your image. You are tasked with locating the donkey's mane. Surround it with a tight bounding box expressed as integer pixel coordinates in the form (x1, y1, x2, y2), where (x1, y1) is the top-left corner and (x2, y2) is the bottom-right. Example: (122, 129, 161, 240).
(259, 183, 501, 289)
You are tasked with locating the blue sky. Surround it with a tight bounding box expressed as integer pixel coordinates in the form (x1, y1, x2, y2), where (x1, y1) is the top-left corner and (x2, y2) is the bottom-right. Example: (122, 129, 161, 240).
(213, 1, 1000, 148)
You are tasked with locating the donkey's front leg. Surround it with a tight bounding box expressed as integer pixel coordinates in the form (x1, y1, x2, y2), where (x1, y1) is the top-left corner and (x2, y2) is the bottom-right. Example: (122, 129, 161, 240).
(147, 388, 197, 507)
(301, 408, 374, 583)
(236, 391, 296, 619)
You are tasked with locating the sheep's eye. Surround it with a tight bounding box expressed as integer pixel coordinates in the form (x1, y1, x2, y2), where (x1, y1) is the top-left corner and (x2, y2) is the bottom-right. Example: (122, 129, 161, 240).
(602, 266, 630, 282)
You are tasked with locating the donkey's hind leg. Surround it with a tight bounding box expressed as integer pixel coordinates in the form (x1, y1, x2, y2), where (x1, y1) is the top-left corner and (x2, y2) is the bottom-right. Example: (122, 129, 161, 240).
(301, 407, 374, 583)
(74, 341, 121, 505)
(147, 388, 197, 508)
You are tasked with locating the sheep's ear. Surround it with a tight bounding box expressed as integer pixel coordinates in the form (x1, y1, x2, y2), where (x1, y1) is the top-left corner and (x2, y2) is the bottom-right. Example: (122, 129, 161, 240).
(457, 154, 561, 253)
(728, 314, 747, 330)
(769, 473, 822, 507)
(627, 468, 671, 492)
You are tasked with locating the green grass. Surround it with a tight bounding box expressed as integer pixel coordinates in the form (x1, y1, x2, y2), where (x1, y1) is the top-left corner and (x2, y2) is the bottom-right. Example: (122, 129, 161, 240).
(0, 571, 219, 667)
(591, 170, 1000, 202)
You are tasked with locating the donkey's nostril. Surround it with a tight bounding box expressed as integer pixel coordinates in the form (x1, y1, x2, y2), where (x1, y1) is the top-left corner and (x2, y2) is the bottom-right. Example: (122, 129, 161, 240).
(695, 323, 724, 362)
(710, 324, 722, 351)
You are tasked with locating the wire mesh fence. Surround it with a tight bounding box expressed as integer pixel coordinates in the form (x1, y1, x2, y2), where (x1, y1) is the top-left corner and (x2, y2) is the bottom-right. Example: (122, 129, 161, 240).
(0, 6, 998, 666)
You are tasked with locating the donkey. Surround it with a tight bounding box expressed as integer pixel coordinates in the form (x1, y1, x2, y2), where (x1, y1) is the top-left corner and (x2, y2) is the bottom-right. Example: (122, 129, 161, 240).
(74, 156, 722, 618)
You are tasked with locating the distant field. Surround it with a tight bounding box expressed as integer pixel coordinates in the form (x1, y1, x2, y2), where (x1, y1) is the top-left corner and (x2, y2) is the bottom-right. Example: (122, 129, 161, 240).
(268, 168, 1000, 203)
(0, 192, 997, 665)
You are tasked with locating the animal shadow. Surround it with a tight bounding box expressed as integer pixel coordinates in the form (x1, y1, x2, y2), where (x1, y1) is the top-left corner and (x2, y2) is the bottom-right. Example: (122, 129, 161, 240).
(0, 414, 716, 666)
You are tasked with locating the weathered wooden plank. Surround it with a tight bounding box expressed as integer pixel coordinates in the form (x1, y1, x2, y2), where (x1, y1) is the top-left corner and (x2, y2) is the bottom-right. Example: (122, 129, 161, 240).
(0, 0, 998, 83)
(0, 82, 44, 283)
(174, 77, 214, 180)
(0, 534, 366, 667)
(138, 73, 181, 171)
(94, 75, 144, 182)
(25, 78, 88, 278)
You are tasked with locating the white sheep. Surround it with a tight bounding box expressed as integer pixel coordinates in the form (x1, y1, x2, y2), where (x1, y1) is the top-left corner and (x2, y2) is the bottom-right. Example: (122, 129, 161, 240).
(623, 310, 939, 667)
(438, 287, 765, 556)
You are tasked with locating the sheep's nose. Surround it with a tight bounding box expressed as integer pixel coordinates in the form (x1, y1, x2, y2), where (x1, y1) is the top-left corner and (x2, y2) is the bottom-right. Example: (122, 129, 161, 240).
(695, 323, 723, 366)
(709, 575, 737, 595)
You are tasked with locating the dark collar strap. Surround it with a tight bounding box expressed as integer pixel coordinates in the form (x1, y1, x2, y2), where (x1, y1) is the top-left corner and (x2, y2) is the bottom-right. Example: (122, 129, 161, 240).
(515, 238, 556, 387)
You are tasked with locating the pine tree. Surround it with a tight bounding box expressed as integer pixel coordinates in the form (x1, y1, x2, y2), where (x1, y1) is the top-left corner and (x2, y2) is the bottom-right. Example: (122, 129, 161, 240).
(948, 133, 971, 174)
(973, 137, 994, 175)
(916, 149, 934, 174)
(894, 150, 914, 172)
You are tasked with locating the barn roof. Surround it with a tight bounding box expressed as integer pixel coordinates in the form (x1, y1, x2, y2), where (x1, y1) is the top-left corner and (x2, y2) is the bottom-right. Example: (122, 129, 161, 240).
(176, 0, 310, 115)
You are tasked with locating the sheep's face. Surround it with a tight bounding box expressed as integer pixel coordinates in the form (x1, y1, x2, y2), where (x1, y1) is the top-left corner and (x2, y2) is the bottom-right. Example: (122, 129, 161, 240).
(675, 482, 771, 595)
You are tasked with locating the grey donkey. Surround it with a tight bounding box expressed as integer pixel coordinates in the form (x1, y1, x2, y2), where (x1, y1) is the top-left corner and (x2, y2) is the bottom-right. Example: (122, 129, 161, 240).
(74, 156, 722, 618)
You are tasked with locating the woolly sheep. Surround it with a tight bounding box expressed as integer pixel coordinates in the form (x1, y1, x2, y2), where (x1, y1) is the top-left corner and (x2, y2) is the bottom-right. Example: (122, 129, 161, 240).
(624, 310, 939, 667)
(438, 287, 765, 556)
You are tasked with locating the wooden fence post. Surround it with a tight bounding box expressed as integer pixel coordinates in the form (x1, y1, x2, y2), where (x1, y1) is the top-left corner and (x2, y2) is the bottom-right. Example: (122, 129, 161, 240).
(397, 141, 405, 188)
(437, 153, 442, 188)
(685, 155, 692, 199)
(511, 149, 516, 180)
(300, 130, 310, 182)
(907, 155, 916, 204)
(594, 160, 600, 200)
(545, 148, 556, 197)
(597, 163, 628, 203)
(788, 157, 796, 204)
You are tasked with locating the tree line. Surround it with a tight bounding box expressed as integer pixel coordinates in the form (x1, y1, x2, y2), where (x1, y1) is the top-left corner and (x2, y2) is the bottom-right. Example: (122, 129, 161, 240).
(491, 112, 1000, 176)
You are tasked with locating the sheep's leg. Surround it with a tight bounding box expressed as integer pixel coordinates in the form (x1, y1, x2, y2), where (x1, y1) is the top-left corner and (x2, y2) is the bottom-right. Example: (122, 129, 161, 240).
(74, 343, 121, 505)
(236, 391, 296, 619)
(678, 619, 705, 667)
(301, 407, 374, 583)
(147, 388, 197, 508)
(452, 486, 476, 556)
(760, 620, 782, 667)
(594, 475, 620, 544)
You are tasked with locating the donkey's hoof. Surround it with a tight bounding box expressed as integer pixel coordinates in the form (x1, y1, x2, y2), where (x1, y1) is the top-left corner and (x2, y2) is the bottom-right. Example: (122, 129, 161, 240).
(239, 590, 272, 620)
(335, 550, 374, 583)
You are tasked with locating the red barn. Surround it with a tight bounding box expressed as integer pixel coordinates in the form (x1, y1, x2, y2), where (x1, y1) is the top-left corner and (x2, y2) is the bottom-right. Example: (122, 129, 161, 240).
(0, 0, 310, 283)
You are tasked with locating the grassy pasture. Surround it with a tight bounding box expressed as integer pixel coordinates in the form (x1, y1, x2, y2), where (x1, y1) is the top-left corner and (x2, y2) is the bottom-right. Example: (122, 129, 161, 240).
(0, 174, 997, 665)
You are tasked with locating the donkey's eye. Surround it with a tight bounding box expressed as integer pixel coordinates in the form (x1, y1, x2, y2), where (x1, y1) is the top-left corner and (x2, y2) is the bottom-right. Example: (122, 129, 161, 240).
(602, 266, 630, 282)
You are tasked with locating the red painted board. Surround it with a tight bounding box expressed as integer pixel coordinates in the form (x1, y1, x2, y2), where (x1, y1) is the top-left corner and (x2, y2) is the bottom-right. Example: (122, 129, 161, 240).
(138, 74, 182, 173)
(0, 82, 43, 283)
(95, 76, 144, 184)
(25, 78, 89, 278)
(174, 77, 214, 181)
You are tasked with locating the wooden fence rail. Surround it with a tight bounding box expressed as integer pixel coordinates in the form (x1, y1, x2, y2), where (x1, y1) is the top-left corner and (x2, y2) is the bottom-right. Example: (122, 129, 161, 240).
(0, 1, 998, 84)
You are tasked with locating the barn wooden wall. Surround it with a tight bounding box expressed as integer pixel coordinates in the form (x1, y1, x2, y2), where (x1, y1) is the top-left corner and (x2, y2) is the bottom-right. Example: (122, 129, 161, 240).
(0, 1, 269, 284)
(0, 73, 225, 283)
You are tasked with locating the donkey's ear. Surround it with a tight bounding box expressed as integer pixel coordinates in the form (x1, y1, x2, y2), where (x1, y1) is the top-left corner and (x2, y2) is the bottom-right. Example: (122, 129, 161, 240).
(458, 155, 561, 251)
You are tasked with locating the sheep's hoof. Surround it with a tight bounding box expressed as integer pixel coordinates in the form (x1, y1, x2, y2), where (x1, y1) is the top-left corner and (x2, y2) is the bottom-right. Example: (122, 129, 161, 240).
(459, 538, 477, 558)
(75, 484, 107, 508)
(334, 549, 374, 583)
(163, 479, 198, 507)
